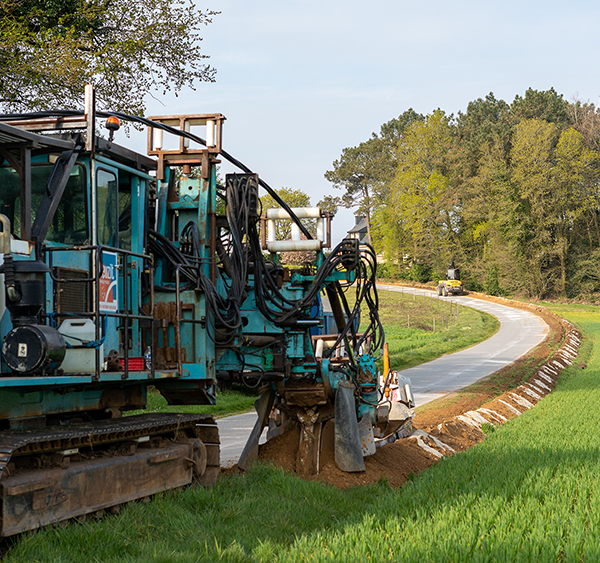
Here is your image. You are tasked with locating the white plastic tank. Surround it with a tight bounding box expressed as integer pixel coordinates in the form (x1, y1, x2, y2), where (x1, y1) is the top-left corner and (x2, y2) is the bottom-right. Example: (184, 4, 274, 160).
(58, 319, 103, 374)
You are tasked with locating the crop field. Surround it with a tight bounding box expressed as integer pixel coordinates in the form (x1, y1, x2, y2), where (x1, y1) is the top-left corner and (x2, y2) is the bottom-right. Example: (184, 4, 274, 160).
(6, 302, 588, 562)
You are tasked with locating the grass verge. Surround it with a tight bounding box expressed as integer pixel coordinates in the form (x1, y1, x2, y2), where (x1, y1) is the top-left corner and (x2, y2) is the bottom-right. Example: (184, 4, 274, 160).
(127, 384, 258, 419)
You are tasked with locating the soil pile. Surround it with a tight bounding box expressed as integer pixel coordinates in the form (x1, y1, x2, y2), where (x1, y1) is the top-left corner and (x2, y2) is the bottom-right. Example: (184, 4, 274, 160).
(258, 425, 439, 489)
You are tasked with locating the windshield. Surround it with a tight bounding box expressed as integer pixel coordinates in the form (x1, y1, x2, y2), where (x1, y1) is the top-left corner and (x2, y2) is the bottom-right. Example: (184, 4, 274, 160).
(0, 163, 87, 244)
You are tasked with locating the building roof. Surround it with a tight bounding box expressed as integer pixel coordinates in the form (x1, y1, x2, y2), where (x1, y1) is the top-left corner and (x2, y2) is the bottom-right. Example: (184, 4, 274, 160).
(347, 217, 368, 233)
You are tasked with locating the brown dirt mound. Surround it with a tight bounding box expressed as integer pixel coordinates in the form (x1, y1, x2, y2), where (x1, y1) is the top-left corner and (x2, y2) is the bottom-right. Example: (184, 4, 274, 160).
(316, 438, 439, 489)
(259, 425, 300, 472)
(256, 425, 439, 489)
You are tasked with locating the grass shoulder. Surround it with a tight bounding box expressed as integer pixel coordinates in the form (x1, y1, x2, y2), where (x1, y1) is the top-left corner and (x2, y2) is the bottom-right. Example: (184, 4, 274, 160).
(126, 383, 257, 419)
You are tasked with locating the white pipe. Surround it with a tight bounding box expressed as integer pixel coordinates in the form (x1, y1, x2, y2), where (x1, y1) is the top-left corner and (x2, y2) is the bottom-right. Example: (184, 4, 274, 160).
(266, 240, 322, 252)
(291, 222, 301, 241)
(266, 207, 322, 220)
(267, 219, 276, 243)
(315, 339, 324, 359)
(317, 338, 339, 347)
(316, 218, 325, 241)
(154, 128, 163, 150)
(84, 84, 94, 152)
(183, 121, 190, 148)
(207, 120, 215, 147)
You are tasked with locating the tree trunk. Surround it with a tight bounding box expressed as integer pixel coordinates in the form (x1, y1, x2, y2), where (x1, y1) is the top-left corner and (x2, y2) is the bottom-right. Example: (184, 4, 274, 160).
(365, 210, 372, 245)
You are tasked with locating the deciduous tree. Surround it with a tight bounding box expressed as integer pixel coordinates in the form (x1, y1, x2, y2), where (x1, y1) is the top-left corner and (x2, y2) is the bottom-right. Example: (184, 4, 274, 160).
(316, 194, 340, 216)
(375, 110, 456, 272)
(510, 120, 600, 296)
(324, 137, 385, 243)
(0, 0, 217, 114)
(324, 88, 600, 298)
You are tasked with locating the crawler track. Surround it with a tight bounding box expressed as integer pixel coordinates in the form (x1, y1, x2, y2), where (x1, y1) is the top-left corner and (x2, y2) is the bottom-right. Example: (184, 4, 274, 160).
(0, 413, 220, 536)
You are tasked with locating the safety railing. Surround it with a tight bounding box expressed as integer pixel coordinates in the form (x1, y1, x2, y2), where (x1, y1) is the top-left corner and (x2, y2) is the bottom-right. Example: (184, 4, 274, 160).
(45, 244, 155, 380)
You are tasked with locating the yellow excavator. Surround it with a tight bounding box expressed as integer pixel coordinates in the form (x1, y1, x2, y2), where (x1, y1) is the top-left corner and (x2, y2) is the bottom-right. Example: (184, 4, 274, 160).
(438, 261, 463, 296)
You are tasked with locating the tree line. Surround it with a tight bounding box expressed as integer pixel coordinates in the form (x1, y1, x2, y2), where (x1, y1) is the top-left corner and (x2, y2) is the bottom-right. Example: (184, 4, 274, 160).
(325, 88, 600, 298)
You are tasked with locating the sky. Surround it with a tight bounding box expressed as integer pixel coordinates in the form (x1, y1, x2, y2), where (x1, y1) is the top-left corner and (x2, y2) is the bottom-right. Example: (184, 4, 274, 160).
(123, 0, 600, 244)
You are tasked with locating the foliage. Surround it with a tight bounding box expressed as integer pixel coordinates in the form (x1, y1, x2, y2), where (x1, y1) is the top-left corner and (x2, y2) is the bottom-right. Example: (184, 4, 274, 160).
(325, 109, 425, 246)
(331, 88, 600, 297)
(0, 0, 217, 115)
(374, 110, 456, 275)
(375, 260, 402, 280)
(510, 121, 599, 297)
(484, 265, 503, 296)
(511, 86, 570, 126)
(316, 194, 341, 215)
(324, 138, 381, 243)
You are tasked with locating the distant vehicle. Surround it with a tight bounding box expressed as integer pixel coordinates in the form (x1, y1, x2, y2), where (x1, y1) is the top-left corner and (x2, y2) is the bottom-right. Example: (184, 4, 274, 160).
(438, 261, 463, 296)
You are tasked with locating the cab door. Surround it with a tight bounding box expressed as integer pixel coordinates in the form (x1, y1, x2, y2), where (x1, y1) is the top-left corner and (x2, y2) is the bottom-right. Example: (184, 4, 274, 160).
(96, 165, 146, 358)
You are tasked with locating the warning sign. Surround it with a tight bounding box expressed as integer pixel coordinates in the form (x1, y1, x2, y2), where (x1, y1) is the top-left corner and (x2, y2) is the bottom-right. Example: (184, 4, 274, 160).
(99, 251, 118, 312)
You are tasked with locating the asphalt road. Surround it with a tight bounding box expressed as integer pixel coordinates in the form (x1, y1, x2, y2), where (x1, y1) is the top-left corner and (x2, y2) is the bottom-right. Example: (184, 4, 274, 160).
(377, 286, 548, 407)
(217, 289, 548, 466)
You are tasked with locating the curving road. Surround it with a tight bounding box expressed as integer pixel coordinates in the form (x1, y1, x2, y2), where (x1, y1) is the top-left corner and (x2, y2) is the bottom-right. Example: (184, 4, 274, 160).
(377, 286, 548, 407)
(217, 288, 548, 466)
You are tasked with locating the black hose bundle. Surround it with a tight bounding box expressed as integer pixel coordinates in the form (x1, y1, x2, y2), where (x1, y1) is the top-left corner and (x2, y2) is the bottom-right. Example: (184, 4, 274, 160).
(0, 109, 384, 363)
(148, 228, 242, 342)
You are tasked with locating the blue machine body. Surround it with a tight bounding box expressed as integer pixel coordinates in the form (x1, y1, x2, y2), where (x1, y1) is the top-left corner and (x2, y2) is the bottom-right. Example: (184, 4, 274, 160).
(0, 117, 383, 432)
(0, 106, 410, 537)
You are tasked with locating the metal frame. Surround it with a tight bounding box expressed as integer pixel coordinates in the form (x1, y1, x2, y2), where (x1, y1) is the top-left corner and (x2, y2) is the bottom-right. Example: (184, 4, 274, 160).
(147, 114, 225, 180)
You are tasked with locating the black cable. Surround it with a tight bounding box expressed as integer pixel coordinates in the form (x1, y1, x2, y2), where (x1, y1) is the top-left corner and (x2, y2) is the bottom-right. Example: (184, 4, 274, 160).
(148, 228, 242, 343)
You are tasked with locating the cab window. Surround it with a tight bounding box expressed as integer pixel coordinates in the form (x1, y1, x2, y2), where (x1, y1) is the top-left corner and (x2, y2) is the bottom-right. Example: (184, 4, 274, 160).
(97, 169, 117, 247)
(0, 163, 87, 244)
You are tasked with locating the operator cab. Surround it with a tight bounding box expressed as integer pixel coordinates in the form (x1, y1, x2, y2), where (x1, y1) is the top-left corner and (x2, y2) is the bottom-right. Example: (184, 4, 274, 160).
(447, 261, 460, 280)
(0, 121, 156, 380)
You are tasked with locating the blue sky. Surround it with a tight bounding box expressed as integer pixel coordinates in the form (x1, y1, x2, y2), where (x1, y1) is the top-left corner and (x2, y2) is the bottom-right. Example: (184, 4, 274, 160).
(129, 0, 600, 243)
